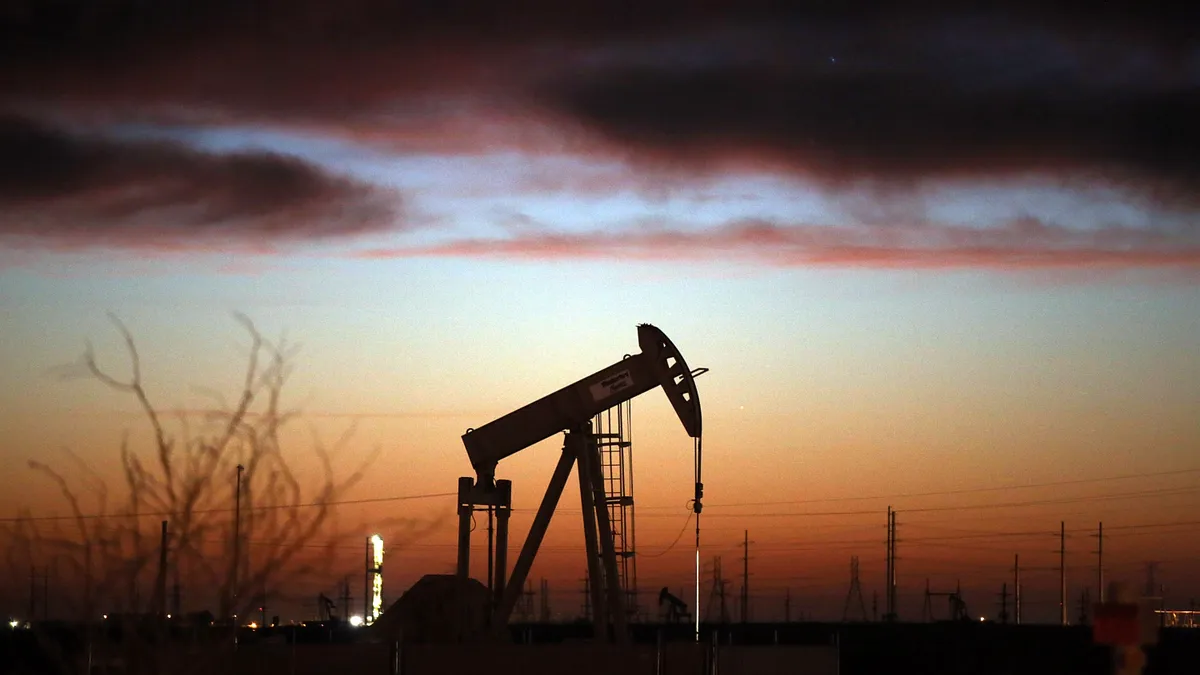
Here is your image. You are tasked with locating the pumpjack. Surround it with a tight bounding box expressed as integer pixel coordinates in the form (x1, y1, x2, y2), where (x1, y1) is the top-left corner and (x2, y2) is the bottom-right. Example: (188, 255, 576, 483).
(455, 324, 705, 642)
(659, 587, 691, 624)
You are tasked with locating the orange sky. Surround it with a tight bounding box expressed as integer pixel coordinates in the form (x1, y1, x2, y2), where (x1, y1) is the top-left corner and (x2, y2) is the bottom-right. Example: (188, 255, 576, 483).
(1, 2, 1199, 626)
(2, 293, 1198, 623)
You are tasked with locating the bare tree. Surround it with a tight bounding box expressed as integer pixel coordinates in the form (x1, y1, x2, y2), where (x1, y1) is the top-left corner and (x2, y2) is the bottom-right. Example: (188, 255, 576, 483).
(2, 314, 409, 674)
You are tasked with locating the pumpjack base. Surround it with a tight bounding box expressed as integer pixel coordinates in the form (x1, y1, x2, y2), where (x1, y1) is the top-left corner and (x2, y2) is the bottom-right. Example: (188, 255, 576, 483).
(455, 425, 629, 643)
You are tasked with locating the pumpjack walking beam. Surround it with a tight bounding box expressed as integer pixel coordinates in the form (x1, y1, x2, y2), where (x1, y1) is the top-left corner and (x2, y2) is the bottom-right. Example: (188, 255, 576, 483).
(455, 324, 705, 640)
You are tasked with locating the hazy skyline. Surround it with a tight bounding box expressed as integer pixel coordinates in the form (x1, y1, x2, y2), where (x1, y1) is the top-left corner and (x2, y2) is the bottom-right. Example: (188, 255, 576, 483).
(1, 1, 1198, 624)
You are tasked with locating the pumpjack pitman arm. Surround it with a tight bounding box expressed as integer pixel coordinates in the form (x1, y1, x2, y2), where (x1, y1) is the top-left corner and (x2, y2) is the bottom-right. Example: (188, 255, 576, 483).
(462, 324, 703, 489)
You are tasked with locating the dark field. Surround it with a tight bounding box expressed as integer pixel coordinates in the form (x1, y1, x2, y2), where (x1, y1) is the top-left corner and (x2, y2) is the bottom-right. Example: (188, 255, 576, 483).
(4, 621, 1198, 675)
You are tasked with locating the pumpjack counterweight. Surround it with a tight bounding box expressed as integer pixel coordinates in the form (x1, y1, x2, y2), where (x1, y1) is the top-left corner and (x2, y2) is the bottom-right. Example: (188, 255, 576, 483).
(453, 324, 704, 641)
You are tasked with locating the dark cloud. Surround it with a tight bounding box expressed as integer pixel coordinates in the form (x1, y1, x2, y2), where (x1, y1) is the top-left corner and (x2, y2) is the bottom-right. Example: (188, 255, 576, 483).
(0, 115, 397, 251)
(1, 2, 1194, 122)
(537, 16, 1200, 206)
(0, 1, 1196, 222)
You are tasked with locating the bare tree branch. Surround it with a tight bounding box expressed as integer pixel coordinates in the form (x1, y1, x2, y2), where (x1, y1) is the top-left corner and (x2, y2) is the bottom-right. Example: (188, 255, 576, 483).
(3, 314, 439, 675)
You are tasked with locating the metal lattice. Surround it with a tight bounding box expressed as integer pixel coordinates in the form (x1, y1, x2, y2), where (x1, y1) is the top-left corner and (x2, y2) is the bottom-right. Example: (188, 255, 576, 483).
(594, 398, 638, 619)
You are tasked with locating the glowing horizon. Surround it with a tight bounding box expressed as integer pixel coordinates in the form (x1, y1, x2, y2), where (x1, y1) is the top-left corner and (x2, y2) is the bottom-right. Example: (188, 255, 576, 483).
(2, 2, 1198, 626)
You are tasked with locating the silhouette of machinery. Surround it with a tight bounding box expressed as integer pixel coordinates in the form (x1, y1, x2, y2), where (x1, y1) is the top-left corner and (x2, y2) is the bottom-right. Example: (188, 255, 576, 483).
(410, 324, 705, 643)
(922, 580, 971, 622)
(659, 587, 691, 624)
(317, 593, 337, 622)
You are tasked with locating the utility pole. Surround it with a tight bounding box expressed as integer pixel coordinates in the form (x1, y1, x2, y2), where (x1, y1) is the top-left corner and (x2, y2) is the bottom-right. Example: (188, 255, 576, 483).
(1094, 522, 1104, 603)
(231, 463, 244, 619)
(784, 588, 791, 623)
(872, 591, 878, 622)
(885, 507, 891, 621)
(29, 566, 36, 622)
(171, 566, 181, 619)
(156, 520, 169, 618)
(1058, 521, 1067, 626)
(540, 578, 550, 622)
(884, 507, 898, 621)
(1078, 588, 1090, 626)
(340, 576, 351, 622)
(717, 557, 728, 624)
(998, 583, 1008, 624)
(1013, 554, 1022, 625)
(1144, 561, 1165, 624)
(740, 530, 751, 623)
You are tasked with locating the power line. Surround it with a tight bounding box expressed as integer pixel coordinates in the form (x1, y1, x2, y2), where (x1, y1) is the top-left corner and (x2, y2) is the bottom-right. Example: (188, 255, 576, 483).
(699, 467, 1200, 508)
(8, 469, 1199, 531)
(0, 491, 457, 523)
(698, 484, 1200, 518)
(641, 512, 693, 558)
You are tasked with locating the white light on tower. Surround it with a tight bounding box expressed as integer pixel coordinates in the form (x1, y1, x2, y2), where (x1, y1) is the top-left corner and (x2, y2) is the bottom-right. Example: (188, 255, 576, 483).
(370, 534, 384, 624)
(349, 615, 364, 627)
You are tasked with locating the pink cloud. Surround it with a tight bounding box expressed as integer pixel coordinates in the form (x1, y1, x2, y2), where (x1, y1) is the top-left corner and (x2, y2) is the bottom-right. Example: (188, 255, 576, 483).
(352, 219, 1200, 274)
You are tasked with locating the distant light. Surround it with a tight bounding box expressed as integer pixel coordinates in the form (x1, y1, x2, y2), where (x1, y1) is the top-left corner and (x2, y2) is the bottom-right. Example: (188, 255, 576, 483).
(102, 614, 108, 620)
(349, 615, 364, 627)
(370, 534, 384, 623)
(8, 620, 18, 629)
(248, 621, 258, 629)
(166, 614, 171, 619)
(979, 617, 986, 622)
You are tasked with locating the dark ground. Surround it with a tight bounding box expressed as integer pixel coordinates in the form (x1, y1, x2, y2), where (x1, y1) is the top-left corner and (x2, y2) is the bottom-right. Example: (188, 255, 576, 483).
(2, 619, 1197, 674)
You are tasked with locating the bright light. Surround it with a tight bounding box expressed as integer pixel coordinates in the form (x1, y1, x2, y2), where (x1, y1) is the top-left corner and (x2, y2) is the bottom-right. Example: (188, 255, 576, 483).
(102, 614, 108, 620)
(371, 534, 384, 567)
(166, 614, 171, 619)
(248, 622, 258, 629)
(8, 620, 18, 629)
(979, 617, 986, 622)
(370, 534, 384, 624)
(349, 615, 364, 627)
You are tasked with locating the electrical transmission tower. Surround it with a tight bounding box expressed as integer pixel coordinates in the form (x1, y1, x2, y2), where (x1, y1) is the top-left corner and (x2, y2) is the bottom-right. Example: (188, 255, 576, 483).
(705, 556, 729, 624)
(540, 578, 550, 622)
(842, 556, 867, 622)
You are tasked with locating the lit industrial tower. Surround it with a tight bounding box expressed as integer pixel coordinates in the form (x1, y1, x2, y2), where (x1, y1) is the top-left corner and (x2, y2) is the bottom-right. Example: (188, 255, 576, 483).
(364, 534, 384, 625)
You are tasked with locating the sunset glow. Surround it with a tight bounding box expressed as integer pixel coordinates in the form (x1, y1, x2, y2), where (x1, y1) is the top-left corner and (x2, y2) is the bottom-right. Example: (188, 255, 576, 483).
(1, 2, 1198, 627)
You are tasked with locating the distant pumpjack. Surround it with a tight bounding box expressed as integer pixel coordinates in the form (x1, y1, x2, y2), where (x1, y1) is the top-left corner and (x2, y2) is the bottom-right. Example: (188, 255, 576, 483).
(317, 593, 337, 622)
(659, 587, 691, 624)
